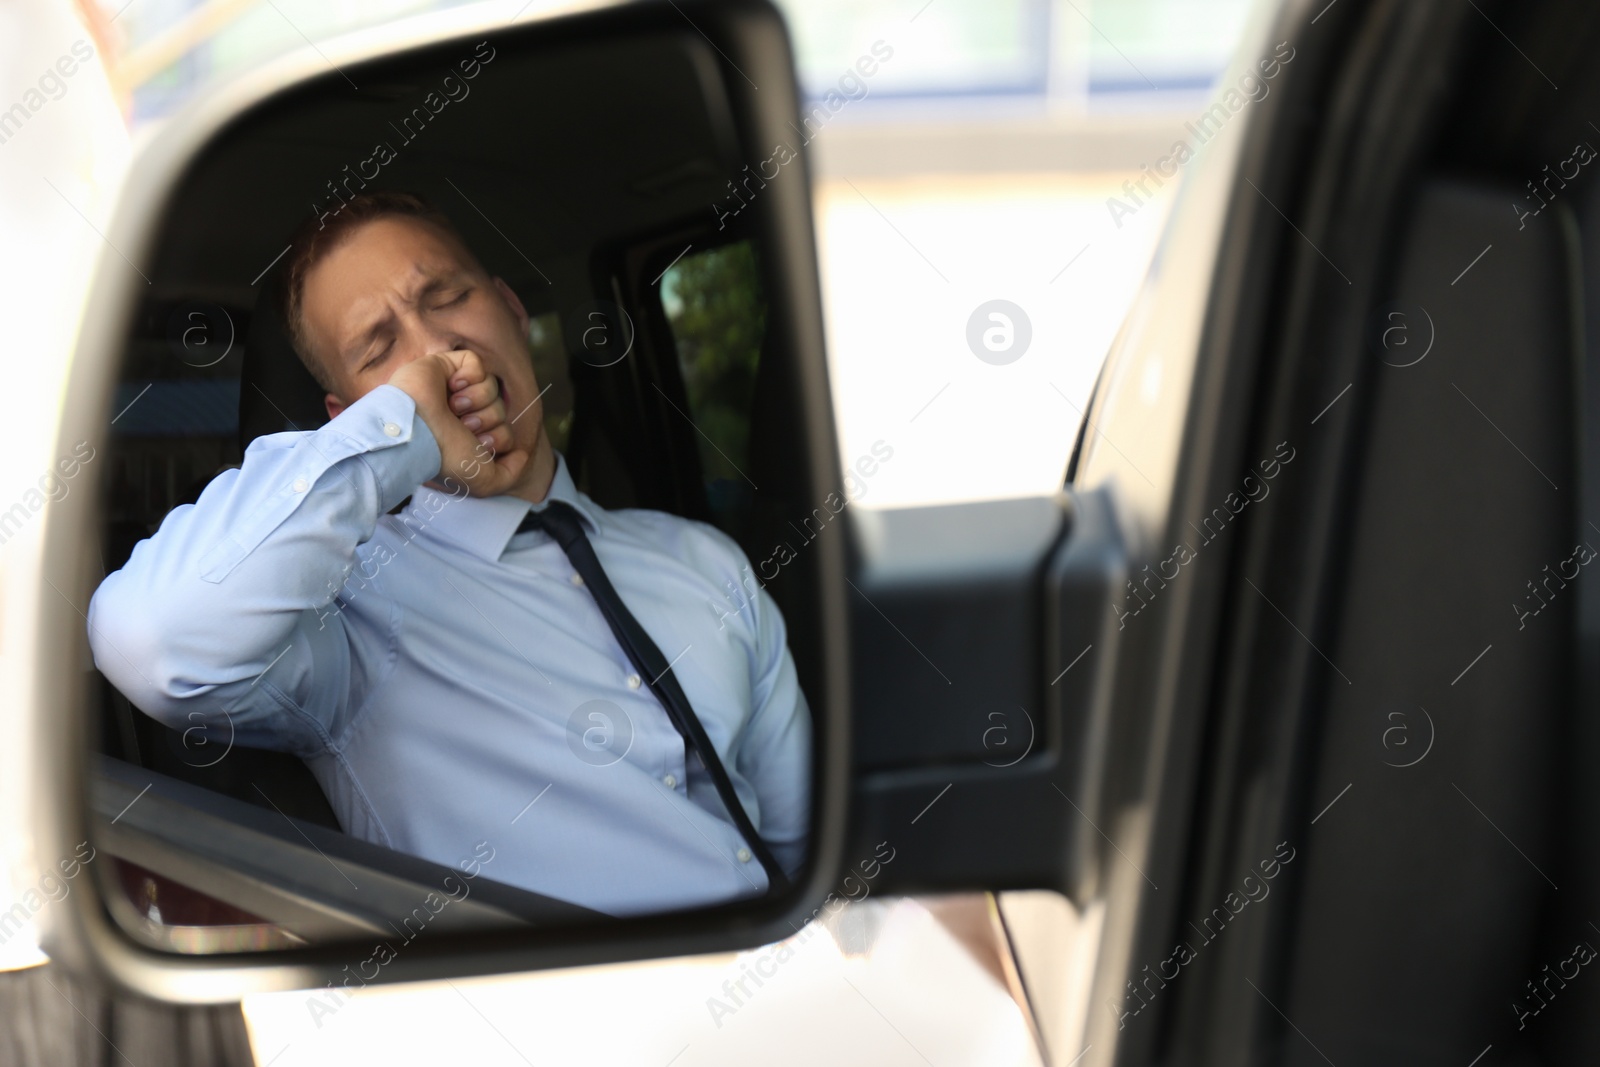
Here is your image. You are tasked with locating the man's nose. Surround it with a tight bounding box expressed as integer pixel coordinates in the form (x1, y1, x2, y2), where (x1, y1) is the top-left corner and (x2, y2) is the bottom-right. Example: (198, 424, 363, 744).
(403, 319, 467, 361)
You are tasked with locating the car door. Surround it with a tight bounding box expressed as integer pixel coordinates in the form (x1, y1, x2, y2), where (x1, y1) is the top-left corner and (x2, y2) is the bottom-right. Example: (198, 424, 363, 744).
(982, 0, 1599, 1064)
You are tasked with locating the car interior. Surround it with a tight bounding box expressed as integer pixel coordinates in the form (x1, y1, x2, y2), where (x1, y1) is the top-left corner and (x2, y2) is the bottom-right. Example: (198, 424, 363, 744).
(87, 27, 830, 948)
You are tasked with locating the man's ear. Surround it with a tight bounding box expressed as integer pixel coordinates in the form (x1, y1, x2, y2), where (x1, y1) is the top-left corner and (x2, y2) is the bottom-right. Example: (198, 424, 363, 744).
(325, 393, 346, 421)
(493, 276, 530, 334)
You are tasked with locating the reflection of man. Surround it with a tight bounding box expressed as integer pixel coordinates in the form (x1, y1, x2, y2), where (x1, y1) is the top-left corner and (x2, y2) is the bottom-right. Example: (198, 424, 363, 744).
(88, 192, 810, 917)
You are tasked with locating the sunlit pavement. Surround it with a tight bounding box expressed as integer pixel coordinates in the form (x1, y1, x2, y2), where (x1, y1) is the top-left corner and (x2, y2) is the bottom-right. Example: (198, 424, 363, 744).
(243, 896, 1047, 1067)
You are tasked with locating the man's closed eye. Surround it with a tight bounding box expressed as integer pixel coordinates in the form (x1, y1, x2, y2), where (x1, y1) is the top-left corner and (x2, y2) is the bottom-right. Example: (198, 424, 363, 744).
(360, 341, 393, 374)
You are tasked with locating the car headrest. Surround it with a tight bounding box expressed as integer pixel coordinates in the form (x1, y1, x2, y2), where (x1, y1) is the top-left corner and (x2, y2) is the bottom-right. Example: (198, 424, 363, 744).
(238, 269, 329, 455)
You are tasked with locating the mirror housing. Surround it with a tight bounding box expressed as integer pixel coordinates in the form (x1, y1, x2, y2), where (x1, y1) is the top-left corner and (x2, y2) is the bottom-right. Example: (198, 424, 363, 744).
(33, 0, 853, 1001)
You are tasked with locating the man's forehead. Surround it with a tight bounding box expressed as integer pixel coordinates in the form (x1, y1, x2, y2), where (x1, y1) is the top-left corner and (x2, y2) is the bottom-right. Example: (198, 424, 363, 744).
(354, 257, 469, 296)
(335, 216, 477, 281)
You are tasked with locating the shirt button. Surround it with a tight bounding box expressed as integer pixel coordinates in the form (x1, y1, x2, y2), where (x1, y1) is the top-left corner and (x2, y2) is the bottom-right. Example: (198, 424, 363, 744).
(383, 422, 402, 437)
(570, 573, 584, 586)
(291, 477, 309, 493)
(662, 774, 677, 789)
(736, 848, 752, 863)
(626, 673, 641, 690)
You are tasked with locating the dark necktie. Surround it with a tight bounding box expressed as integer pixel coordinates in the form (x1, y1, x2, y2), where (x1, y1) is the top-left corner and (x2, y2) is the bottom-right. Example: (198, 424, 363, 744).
(516, 499, 790, 894)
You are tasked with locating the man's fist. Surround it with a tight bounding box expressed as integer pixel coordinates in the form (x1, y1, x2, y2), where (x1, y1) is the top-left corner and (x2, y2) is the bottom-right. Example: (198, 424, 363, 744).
(388, 349, 528, 497)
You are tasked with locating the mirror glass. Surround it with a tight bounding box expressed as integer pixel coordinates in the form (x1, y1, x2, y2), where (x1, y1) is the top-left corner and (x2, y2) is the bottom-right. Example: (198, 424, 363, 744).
(82, 19, 823, 956)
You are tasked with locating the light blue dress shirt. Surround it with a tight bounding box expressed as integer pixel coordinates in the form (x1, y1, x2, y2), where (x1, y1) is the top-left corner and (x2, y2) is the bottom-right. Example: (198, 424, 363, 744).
(87, 383, 811, 917)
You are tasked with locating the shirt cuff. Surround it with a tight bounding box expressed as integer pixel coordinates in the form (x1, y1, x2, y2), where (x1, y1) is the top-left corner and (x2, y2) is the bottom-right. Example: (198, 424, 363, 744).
(336, 384, 442, 513)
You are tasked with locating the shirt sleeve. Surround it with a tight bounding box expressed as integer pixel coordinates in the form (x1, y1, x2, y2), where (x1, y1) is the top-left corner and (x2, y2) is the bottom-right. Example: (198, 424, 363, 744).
(734, 579, 814, 879)
(86, 384, 441, 757)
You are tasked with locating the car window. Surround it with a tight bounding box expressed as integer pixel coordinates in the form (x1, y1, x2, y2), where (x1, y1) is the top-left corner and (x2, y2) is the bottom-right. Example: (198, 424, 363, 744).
(658, 240, 766, 534)
(526, 310, 573, 453)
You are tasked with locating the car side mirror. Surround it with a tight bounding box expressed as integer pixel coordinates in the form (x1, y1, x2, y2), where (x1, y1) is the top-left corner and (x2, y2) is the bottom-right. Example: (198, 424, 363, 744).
(31, 0, 855, 1001)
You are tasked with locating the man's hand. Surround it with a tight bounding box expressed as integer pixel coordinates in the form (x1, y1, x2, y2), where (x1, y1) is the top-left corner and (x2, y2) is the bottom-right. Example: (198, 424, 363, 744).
(389, 350, 528, 497)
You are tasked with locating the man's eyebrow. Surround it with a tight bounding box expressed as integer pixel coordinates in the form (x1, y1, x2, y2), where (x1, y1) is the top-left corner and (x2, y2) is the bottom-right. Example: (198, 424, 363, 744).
(418, 269, 473, 295)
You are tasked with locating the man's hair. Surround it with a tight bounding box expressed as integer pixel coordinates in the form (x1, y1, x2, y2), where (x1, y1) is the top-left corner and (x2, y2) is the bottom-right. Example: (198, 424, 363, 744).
(278, 191, 467, 393)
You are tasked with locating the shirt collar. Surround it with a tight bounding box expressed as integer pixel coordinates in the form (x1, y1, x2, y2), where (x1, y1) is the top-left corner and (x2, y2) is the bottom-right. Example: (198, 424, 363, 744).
(403, 450, 602, 563)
